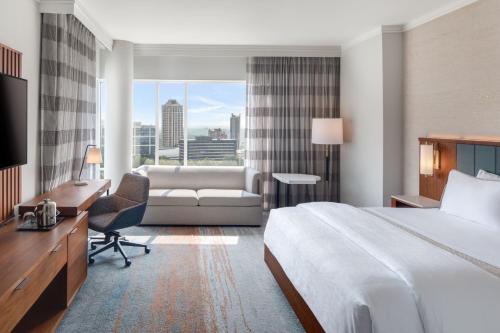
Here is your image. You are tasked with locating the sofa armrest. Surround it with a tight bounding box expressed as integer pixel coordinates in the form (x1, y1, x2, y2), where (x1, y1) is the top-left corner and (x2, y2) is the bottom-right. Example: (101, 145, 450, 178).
(133, 165, 148, 177)
(245, 167, 261, 194)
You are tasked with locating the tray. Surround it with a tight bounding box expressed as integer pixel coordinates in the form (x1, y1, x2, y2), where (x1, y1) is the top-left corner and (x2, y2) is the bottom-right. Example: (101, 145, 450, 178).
(17, 216, 65, 231)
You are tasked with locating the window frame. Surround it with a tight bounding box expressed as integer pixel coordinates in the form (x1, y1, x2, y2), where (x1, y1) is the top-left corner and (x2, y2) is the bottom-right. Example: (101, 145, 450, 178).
(133, 79, 246, 168)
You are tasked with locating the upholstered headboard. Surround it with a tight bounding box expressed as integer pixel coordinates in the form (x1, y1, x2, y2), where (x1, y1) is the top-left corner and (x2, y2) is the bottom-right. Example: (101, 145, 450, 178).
(419, 138, 500, 200)
(456, 144, 500, 177)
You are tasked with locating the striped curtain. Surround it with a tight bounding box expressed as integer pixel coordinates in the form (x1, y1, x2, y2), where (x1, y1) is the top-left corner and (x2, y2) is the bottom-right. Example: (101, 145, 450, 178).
(40, 14, 96, 192)
(246, 57, 340, 210)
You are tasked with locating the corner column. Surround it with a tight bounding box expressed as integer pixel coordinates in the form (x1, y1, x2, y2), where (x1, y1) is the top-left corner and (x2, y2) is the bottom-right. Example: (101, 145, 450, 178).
(103, 40, 134, 192)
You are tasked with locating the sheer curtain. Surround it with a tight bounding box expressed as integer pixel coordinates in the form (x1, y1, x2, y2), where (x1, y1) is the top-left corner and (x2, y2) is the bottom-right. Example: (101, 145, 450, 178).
(246, 57, 340, 210)
(40, 14, 96, 191)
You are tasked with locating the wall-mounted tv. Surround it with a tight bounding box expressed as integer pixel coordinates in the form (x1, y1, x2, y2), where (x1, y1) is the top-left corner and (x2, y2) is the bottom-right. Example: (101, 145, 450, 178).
(0, 73, 27, 170)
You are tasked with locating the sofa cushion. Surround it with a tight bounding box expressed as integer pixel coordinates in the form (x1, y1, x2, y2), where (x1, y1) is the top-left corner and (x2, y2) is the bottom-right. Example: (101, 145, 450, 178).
(148, 189, 198, 207)
(141, 165, 246, 190)
(197, 189, 261, 207)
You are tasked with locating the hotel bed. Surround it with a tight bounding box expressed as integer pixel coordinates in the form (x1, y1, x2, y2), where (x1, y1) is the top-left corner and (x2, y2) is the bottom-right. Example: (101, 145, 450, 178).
(264, 168, 500, 333)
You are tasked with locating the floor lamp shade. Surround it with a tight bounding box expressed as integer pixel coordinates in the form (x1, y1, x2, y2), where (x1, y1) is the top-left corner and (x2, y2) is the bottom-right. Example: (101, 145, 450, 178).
(311, 118, 343, 144)
(312, 118, 343, 183)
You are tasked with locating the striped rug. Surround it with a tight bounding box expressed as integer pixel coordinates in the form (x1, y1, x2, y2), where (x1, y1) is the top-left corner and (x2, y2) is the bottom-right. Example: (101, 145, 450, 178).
(57, 224, 304, 333)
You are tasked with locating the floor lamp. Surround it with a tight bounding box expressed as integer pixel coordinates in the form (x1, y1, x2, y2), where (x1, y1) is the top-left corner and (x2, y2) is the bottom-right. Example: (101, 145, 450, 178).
(311, 118, 343, 182)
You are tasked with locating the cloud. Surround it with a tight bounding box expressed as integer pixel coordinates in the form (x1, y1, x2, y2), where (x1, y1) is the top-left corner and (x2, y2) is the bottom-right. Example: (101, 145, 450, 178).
(189, 95, 244, 115)
(189, 104, 225, 114)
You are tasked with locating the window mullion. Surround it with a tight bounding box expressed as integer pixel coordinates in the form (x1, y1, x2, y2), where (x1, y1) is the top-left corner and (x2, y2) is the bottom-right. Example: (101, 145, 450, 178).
(183, 82, 188, 166)
(155, 82, 160, 165)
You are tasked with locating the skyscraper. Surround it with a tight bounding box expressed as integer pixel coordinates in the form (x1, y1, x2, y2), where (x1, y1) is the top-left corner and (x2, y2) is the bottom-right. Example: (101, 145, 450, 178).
(230, 113, 241, 148)
(133, 121, 156, 157)
(161, 99, 183, 149)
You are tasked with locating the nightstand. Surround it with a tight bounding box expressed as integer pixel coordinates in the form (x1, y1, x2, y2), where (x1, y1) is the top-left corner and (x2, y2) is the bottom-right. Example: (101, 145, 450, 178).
(390, 195, 440, 208)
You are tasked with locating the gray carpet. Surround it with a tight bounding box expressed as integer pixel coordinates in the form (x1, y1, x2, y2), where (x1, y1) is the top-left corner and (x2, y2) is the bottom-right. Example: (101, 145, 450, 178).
(57, 223, 305, 333)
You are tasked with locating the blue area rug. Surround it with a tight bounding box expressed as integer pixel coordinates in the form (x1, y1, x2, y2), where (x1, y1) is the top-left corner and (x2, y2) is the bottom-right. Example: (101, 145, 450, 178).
(57, 224, 304, 333)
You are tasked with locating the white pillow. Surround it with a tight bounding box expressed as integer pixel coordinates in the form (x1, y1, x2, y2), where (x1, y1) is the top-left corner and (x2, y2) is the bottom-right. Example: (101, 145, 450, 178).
(441, 170, 500, 229)
(477, 169, 500, 181)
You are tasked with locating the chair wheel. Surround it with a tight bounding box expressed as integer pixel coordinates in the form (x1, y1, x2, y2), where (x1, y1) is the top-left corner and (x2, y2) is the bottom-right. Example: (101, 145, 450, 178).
(145, 247, 151, 254)
(125, 259, 131, 267)
(89, 257, 94, 264)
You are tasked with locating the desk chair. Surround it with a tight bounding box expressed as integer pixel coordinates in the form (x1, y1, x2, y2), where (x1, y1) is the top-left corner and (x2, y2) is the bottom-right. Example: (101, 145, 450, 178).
(88, 173, 150, 266)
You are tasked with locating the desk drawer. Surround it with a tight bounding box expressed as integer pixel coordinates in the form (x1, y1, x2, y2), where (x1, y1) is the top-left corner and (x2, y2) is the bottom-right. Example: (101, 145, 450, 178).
(67, 216, 88, 305)
(0, 240, 67, 333)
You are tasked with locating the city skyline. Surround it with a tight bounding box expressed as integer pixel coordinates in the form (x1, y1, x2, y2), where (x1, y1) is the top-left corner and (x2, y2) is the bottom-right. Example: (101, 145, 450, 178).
(133, 82, 246, 129)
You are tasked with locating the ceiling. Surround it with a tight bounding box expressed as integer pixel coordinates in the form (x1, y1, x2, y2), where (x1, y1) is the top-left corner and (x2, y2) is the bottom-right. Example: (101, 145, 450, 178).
(80, 0, 469, 45)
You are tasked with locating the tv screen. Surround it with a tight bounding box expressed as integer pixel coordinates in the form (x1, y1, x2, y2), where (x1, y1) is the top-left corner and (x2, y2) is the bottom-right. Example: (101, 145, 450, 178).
(0, 74, 27, 170)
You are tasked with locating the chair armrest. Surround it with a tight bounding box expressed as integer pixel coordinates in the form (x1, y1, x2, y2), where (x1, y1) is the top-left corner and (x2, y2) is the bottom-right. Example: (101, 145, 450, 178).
(88, 195, 116, 217)
(111, 202, 147, 230)
(245, 167, 261, 194)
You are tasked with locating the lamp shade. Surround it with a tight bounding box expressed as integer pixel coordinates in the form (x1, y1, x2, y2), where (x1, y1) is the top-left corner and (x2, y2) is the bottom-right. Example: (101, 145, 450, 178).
(420, 144, 434, 176)
(311, 118, 343, 145)
(86, 147, 103, 164)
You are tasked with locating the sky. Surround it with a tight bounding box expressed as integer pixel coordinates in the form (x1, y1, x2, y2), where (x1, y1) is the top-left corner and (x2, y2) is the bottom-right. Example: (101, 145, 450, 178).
(133, 82, 246, 130)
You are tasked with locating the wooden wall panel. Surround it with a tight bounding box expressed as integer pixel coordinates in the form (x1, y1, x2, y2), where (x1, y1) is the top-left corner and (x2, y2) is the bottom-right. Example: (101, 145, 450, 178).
(0, 43, 22, 223)
(419, 137, 500, 200)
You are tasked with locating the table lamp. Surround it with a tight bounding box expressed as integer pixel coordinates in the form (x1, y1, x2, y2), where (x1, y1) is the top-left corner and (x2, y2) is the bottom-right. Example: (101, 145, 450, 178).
(312, 118, 343, 182)
(75, 144, 103, 186)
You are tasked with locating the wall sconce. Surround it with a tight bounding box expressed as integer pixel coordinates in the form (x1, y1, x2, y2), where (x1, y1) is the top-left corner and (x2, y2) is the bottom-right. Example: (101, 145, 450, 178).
(420, 143, 440, 176)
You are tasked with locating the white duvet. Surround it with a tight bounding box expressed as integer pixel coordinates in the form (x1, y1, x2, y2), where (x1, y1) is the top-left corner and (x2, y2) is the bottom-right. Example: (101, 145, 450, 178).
(264, 202, 500, 333)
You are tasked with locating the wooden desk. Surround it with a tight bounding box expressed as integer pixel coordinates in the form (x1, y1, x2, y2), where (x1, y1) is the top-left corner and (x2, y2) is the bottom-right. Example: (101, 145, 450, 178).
(19, 180, 111, 216)
(0, 179, 111, 333)
(0, 213, 88, 333)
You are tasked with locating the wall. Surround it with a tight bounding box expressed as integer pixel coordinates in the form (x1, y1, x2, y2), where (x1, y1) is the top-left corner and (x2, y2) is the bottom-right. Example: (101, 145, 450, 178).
(135, 56, 246, 81)
(340, 35, 384, 207)
(382, 32, 404, 205)
(340, 29, 404, 207)
(0, 0, 41, 201)
(403, 0, 500, 194)
(103, 41, 134, 192)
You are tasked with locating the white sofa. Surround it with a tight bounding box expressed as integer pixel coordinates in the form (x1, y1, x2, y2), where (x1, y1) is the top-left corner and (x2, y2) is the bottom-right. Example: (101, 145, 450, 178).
(135, 165, 262, 225)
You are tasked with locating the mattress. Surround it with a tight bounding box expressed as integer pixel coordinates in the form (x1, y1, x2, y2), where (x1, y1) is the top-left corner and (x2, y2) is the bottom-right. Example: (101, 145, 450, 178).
(264, 202, 500, 333)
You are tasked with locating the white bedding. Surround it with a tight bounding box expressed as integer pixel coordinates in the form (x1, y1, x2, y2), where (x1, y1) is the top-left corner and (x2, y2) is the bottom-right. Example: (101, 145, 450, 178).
(365, 207, 500, 270)
(264, 202, 500, 333)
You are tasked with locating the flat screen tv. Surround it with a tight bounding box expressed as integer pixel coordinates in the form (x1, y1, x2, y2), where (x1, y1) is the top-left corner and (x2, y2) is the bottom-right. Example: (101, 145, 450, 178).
(0, 73, 27, 170)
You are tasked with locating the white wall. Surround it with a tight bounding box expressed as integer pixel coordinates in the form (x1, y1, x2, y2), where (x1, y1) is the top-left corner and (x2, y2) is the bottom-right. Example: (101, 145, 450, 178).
(340, 35, 384, 207)
(340, 29, 404, 207)
(135, 56, 246, 81)
(382, 32, 404, 205)
(0, 0, 41, 200)
(103, 41, 134, 192)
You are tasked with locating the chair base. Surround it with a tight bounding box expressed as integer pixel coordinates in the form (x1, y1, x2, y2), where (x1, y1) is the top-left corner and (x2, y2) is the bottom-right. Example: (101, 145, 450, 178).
(88, 231, 150, 267)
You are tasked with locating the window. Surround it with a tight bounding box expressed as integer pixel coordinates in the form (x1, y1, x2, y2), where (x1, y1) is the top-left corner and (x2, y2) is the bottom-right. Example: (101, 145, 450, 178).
(133, 81, 245, 168)
(133, 82, 156, 168)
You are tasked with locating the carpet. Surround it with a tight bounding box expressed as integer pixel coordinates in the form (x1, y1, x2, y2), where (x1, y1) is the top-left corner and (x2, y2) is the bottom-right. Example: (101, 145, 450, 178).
(57, 224, 305, 333)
